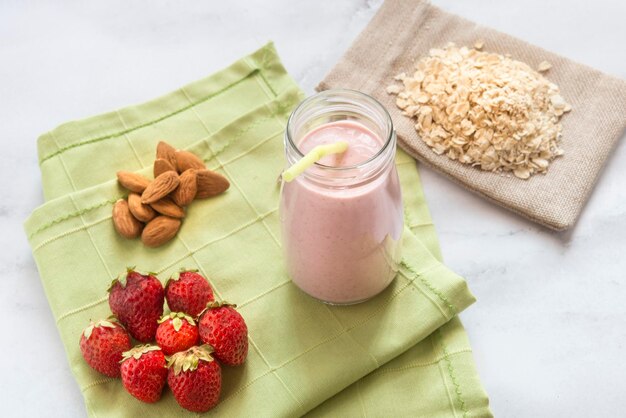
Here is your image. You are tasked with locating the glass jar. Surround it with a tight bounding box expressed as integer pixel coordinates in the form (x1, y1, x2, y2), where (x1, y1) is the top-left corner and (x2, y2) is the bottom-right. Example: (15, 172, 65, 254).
(279, 89, 403, 305)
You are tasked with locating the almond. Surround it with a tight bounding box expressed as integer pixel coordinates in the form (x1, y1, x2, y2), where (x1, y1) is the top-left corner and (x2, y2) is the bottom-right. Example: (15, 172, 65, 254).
(171, 169, 197, 206)
(117, 171, 151, 193)
(112, 199, 143, 239)
(141, 171, 180, 204)
(156, 141, 178, 171)
(196, 169, 230, 198)
(154, 158, 176, 178)
(175, 150, 206, 172)
(128, 192, 157, 222)
(141, 216, 181, 247)
(150, 197, 185, 218)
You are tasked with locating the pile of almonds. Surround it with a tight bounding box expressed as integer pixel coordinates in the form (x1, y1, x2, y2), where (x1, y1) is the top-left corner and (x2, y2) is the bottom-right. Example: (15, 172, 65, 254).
(113, 141, 229, 247)
(387, 42, 571, 179)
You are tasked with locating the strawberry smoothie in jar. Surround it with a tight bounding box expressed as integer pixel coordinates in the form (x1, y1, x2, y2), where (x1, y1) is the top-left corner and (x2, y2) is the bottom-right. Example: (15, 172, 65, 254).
(280, 90, 403, 304)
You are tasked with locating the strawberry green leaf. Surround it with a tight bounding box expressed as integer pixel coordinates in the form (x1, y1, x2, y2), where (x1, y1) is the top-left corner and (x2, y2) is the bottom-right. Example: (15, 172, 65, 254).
(172, 317, 183, 332)
(84, 324, 94, 339)
(121, 344, 161, 362)
(99, 320, 116, 329)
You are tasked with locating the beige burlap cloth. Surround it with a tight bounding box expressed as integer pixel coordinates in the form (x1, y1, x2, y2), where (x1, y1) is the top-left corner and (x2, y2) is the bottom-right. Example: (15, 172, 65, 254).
(318, 0, 626, 231)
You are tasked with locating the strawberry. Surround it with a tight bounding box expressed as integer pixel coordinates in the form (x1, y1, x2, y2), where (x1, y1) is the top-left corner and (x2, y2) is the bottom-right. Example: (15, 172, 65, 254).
(167, 345, 222, 412)
(79, 318, 131, 377)
(120, 345, 168, 403)
(165, 269, 214, 317)
(156, 312, 199, 355)
(198, 301, 248, 366)
(108, 268, 164, 342)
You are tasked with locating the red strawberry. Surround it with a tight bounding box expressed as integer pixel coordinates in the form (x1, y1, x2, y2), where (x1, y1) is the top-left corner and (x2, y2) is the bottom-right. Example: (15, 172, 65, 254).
(156, 312, 199, 355)
(167, 345, 222, 412)
(79, 318, 131, 377)
(198, 301, 248, 366)
(120, 345, 168, 403)
(108, 268, 164, 342)
(165, 269, 214, 317)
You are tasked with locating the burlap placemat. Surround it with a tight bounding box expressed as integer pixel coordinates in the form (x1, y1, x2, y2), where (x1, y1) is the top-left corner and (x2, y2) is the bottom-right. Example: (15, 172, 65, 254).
(318, 0, 626, 231)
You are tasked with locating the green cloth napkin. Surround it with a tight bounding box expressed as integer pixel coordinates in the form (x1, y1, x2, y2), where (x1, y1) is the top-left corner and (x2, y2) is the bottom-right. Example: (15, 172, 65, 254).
(25, 43, 491, 417)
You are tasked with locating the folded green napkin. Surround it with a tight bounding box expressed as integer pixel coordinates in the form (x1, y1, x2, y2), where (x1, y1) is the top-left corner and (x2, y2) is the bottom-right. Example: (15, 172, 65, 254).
(25, 43, 491, 417)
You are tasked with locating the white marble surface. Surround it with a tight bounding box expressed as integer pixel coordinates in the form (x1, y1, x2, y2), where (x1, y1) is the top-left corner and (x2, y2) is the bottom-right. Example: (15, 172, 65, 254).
(1, 0, 624, 416)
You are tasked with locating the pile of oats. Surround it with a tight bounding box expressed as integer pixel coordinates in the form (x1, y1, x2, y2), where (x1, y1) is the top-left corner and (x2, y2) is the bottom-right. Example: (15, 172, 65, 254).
(387, 42, 571, 179)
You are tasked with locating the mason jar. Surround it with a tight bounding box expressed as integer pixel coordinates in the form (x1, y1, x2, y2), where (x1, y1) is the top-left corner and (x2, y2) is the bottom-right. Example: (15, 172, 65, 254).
(279, 89, 404, 305)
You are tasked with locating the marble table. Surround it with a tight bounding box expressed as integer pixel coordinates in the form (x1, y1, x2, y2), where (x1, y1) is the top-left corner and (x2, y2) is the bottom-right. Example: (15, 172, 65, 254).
(1, 1, 624, 416)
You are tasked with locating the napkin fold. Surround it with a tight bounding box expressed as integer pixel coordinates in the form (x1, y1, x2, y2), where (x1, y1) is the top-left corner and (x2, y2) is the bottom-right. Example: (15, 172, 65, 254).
(318, 0, 626, 231)
(25, 43, 490, 417)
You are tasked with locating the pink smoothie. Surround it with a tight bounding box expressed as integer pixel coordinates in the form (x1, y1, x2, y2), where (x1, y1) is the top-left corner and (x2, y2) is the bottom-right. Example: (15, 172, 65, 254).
(280, 121, 403, 304)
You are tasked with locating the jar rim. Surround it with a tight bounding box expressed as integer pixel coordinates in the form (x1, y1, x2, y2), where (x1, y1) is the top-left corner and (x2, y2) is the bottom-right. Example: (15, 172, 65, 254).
(285, 89, 394, 172)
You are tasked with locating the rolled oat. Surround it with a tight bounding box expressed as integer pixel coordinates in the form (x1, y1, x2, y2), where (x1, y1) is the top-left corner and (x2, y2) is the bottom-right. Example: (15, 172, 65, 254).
(388, 42, 571, 179)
